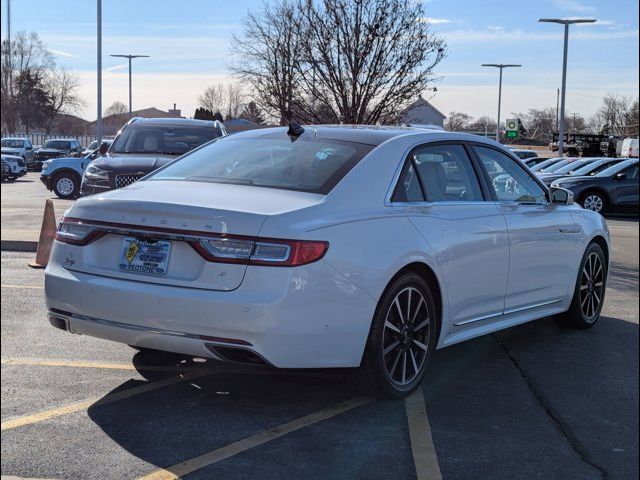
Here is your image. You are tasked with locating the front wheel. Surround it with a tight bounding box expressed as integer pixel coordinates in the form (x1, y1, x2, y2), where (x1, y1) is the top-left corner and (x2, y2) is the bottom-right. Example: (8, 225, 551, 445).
(52, 172, 79, 199)
(555, 243, 607, 329)
(353, 272, 438, 398)
(581, 191, 606, 213)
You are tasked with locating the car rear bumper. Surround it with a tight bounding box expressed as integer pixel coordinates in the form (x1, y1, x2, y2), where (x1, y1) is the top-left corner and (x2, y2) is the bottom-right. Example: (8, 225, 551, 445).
(44, 240, 375, 368)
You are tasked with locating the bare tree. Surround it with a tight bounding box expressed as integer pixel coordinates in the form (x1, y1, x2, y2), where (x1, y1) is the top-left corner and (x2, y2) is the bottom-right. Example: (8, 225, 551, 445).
(294, 0, 446, 124)
(444, 112, 473, 131)
(198, 83, 245, 120)
(45, 67, 84, 132)
(104, 101, 128, 117)
(590, 93, 639, 136)
(467, 116, 497, 134)
(198, 84, 225, 113)
(229, 0, 307, 124)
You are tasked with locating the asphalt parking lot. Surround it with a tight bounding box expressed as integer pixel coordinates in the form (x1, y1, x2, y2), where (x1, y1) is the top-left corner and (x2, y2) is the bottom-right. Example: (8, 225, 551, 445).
(0, 214, 637, 480)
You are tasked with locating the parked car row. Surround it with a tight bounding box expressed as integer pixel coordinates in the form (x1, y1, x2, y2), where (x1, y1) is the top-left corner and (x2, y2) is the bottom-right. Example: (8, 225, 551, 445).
(518, 155, 639, 213)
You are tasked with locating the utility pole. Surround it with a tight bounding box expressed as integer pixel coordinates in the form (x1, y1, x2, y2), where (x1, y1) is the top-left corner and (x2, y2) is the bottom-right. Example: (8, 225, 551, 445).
(539, 18, 596, 156)
(110, 54, 150, 115)
(481, 64, 522, 142)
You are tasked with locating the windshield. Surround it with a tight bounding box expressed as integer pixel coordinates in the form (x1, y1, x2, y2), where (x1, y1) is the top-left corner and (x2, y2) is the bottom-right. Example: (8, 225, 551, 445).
(530, 158, 562, 172)
(540, 159, 574, 173)
(110, 125, 219, 155)
(596, 159, 638, 177)
(87, 141, 99, 150)
(2, 139, 25, 148)
(150, 132, 373, 194)
(553, 160, 592, 175)
(571, 160, 614, 177)
(44, 140, 71, 149)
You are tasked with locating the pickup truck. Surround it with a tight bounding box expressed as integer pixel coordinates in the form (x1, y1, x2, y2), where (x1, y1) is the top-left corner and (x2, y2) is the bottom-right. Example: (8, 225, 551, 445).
(40, 141, 112, 199)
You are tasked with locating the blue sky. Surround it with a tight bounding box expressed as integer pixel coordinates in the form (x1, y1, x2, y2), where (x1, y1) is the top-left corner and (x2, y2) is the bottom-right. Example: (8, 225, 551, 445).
(3, 0, 638, 121)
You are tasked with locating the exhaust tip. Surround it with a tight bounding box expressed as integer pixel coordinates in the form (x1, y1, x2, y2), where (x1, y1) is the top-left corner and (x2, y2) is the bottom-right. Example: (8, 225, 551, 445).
(205, 344, 270, 366)
(48, 315, 69, 331)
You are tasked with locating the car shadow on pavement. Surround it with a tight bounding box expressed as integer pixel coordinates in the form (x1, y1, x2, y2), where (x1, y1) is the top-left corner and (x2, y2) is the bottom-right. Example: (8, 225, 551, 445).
(85, 314, 638, 479)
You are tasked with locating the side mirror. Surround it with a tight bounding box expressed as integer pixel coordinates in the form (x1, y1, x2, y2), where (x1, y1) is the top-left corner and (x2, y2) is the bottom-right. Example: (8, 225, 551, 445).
(615, 172, 627, 180)
(550, 186, 574, 206)
(98, 142, 109, 155)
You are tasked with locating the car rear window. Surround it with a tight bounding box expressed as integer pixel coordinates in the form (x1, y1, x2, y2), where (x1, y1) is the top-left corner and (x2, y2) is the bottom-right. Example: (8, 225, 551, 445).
(45, 140, 71, 149)
(111, 125, 220, 155)
(150, 133, 373, 194)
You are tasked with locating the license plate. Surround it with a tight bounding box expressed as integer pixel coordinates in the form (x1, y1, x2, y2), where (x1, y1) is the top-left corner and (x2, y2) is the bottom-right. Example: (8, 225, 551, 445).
(119, 237, 171, 275)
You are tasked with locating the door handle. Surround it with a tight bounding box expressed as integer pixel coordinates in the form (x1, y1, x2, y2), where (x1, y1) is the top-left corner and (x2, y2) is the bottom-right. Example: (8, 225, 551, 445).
(559, 227, 582, 234)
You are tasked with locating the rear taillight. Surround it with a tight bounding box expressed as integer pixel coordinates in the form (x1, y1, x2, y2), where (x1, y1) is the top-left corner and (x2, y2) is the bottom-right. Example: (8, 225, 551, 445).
(192, 238, 328, 267)
(56, 217, 328, 267)
(55, 220, 104, 245)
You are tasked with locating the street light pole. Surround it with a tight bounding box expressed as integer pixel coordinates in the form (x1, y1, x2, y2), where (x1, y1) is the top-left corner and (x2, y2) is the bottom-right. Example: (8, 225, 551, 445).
(539, 18, 596, 156)
(110, 54, 150, 115)
(97, 0, 102, 143)
(481, 64, 521, 142)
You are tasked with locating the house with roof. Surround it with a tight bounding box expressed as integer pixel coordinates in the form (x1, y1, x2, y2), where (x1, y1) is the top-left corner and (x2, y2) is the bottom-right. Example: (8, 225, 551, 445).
(399, 96, 446, 128)
(87, 106, 184, 136)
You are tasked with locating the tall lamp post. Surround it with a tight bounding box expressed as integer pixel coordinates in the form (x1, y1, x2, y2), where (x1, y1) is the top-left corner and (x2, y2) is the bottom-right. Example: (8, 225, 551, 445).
(481, 64, 521, 142)
(110, 54, 150, 115)
(97, 0, 102, 143)
(538, 18, 596, 156)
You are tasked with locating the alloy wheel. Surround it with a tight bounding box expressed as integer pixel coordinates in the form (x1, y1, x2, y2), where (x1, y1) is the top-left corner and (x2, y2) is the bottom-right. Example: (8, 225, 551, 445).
(382, 287, 431, 386)
(580, 252, 605, 320)
(583, 194, 604, 213)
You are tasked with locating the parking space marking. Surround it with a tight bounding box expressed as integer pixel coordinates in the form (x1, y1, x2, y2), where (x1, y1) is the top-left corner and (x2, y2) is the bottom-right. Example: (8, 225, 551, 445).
(1, 371, 206, 431)
(1, 284, 43, 289)
(405, 389, 442, 480)
(137, 396, 372, 480)
(1, 357, 180, 372)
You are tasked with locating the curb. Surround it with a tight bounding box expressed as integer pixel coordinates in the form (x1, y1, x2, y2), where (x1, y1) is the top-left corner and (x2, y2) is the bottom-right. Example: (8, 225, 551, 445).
(1, 240, 38, 252)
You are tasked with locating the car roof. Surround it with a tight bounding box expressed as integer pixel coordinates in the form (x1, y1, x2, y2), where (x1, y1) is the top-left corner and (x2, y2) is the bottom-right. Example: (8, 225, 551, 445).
(2, 137, 27, 140)
(128, 117, 221, 128)
(226, 125, 475, 147)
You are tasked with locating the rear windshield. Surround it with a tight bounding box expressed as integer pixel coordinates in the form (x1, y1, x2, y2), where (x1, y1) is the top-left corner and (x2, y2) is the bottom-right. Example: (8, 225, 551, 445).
(530, 158, 561, 172)
(150, 133, 373, 194)
(1, 139, 25, 148)
(597, 159, 638, 177)
(111, 125, 220, 155)
(44, 140, 71, 149)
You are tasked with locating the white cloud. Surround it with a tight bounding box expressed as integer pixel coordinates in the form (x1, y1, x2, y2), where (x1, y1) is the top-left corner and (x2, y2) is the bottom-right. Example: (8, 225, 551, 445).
(418, 17, 452, 24)
(47, 48, 76, 58)
(486, 26, 505, 31)
(105, 63, 128, 72)
(551, 0, 597, 14)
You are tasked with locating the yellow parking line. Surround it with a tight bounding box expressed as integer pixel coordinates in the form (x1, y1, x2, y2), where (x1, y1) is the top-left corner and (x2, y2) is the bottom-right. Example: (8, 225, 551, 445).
(0, 357, 184, 372)
(405, 388, 442, 480)
(1, 371, 206, 432)
(1, 284, 43, 289)
(137, 396, 372, 480)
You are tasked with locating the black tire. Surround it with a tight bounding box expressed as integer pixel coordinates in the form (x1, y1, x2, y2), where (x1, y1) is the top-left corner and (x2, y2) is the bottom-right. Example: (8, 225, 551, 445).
(580, 190, 607, 213)
(352, 272, 438, 398)
(555, 243, 607, 329)
(52, 172, 80, 199)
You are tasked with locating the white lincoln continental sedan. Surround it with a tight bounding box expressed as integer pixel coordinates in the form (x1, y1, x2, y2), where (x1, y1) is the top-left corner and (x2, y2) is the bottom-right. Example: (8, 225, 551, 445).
(45, 125, 610, 398)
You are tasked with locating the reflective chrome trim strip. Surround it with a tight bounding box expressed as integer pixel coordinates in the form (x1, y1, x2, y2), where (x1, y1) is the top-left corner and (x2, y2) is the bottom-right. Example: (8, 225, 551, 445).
(48, 309, 252, 346)
(453, 299, 562, 327)
(502, 299, 562, 316)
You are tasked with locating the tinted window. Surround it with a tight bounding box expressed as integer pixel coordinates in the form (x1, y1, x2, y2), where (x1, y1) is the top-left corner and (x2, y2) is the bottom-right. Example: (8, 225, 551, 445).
(475, 146, 547, 204)
(2, 139, 25, 148)
(597, 159, 638, 177)
(553, 160, 591, 175)
(530, 158, 562, 172)
(111, 125, 220, 155)
(393, 144, 483, 202)
(151, 134, 373, 195)
(44, 140, 72, 149)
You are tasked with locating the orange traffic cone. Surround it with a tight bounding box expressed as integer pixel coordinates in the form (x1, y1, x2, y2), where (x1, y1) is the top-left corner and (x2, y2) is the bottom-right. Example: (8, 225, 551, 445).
(28, 199, 57, 269)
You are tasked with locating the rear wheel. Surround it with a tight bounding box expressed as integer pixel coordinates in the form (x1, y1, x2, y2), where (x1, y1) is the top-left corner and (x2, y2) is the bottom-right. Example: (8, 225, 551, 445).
(556, 243, 607, 329)
(52, 172, 79, 199)
(353, 272, 438, 398)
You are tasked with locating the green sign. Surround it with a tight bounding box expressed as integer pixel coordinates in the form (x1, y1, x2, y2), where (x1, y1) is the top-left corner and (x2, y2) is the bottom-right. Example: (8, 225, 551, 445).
(506, 130, 518, 139)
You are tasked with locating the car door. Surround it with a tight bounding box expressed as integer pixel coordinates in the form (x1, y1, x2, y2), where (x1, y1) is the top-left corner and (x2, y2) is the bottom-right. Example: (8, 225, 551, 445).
(609, 164, 639, 209)
(472, 145, 583, 313)
(390, 142, 510, 332)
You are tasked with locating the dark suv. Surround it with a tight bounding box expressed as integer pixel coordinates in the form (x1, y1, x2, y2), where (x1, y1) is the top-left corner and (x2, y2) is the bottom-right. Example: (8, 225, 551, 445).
(80, 117, 226, 196)
(35, 138, 83, 170)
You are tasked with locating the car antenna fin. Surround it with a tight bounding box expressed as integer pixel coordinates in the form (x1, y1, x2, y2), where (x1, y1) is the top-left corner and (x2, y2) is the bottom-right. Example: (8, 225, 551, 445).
(287, 120, 305, 138)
